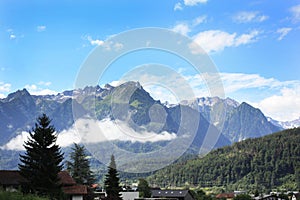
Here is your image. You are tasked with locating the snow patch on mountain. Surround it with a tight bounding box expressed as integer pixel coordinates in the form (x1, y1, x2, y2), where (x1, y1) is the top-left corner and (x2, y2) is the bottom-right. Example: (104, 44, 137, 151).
(267, 117, 300, 129)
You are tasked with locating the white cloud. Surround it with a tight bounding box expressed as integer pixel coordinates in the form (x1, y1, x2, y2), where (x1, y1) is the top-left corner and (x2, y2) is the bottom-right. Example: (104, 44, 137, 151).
(184, 0, 208, 6)
(174, 2, 183, 11)
(185, 72, 300, 121)
(290, 4, 300, 22)
(172, 15, 206, 36)
(76, 118, 177, 143)
(113, 42, 124, 51)
(85, 35, 105, 46)
(1, 118, 178, 150)
(172, 23, 191, 36)
(187, 72, 298, 95)
(83, 35, 124, 52)
(277, 27, 292, 40)
(192, 30, 260, 53)
(0, 82, 11, 92)
(253, 87, 300, 121)
(1, 131, 29, 151)
(9, 34, 16, 40)
(218, 73, 283, 93)
(37, 25, 46, 32)
(192, 15, 207, 26)
(56, 129, 81, 147)
(38, 81, 52, 86)
(233, 11, 268, 23)
(0, 82, 11, 98)
(235, 30, 260, 46)
(109, 80, 122, 87)
(25, 84, 57, 96)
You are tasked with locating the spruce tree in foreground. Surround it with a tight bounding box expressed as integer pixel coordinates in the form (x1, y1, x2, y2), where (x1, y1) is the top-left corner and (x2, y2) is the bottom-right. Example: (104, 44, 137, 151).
(104, 155, 122, 200)
(138, 178, 151, 198)
(67, 143, 95, 185)
(19, 114, 64, 199)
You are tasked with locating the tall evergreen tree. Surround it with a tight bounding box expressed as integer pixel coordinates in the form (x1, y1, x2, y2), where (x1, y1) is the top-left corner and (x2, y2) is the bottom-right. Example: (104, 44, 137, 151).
(104, 155, 122, 200)
(138, 178, 151, 198)
(19, 114, 64, 199)
(66, 143, 95, 185)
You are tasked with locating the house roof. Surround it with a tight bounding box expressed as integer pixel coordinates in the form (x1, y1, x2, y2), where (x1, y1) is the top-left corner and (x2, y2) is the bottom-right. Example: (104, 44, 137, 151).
(0, 170, 28, 185)
(0, 170, 76, 186)
(216, 193, 235, 199)
(58, 171, 76, 186)
(152, 190, 190, 197)
(62, 185, 88, 195)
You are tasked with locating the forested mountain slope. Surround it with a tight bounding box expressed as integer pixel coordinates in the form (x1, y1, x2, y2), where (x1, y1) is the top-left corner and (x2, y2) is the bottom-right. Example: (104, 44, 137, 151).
(148, 128, 300, 190)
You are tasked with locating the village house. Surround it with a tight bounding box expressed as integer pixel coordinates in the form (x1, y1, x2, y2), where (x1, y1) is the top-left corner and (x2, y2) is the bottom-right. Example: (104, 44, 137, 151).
(0, 170, 88, 200)
(216, 193, 235, 200)
(151, 189, 195, 200)
(0, 170, 28, 192)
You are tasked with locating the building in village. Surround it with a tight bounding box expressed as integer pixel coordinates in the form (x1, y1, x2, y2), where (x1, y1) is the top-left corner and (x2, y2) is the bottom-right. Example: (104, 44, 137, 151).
(0, 170, 88, 200)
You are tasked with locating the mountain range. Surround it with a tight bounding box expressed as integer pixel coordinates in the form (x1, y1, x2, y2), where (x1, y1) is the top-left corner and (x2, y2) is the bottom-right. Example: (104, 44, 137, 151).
(0, 81, 294, 170)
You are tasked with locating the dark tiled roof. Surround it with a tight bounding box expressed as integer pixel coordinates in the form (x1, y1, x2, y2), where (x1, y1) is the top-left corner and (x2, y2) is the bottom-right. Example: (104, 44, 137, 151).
(0, 170, 28, 185)
(216, 193, 235, 198)
(63, 185, 87, 195)
(152, 190, 189, 197)
(58, 171, 76, 186)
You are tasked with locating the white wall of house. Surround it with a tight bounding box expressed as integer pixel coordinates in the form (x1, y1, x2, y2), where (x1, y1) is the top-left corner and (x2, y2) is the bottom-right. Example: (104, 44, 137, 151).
(71, 195, 83, 200)
(121, 191, 139, 200)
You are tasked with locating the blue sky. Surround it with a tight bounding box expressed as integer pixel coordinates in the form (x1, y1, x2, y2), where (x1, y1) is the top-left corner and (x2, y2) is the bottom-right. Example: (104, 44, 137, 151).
(0, 0, 300, 121)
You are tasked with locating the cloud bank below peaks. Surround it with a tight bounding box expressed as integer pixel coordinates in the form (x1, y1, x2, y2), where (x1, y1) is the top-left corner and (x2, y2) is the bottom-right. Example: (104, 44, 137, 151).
(1, 118, 177, 151)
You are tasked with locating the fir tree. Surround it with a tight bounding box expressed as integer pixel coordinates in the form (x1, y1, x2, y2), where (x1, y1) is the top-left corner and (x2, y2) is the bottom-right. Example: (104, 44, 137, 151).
(19, 114, 64, 199)
(138, 178, 151, 198)
(104, 155, 122, 200)
(66, 143, 95, 185)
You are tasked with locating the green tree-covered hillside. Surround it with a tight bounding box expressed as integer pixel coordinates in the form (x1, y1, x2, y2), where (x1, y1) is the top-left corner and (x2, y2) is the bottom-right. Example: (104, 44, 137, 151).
(148, 128, 300, 191)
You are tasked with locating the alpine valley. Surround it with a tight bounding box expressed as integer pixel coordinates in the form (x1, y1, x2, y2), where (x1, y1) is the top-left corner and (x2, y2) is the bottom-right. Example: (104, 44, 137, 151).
(0, 81, 296, 173)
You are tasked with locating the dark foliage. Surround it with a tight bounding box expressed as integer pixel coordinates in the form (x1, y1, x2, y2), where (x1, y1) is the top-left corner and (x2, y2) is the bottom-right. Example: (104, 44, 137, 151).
(138, 178, 151, 198)
(66, 143, 95, 185)
(148, 128, 300, 190)
(19, 114, 64, 199)
(104, 155, 122, 200)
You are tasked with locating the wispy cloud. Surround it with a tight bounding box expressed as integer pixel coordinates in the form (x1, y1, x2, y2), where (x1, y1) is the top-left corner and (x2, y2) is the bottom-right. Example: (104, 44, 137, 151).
(134, 71, 300, 121)
(9, 34, 16, 40)
(6, 29, 24, 40)
(172, 15, 206, 36)
(0, 82, 11, 98)
(82, 35, 124, 52)
(24, 84, 57, 96)
(233, 11, 268, 23)
(172, 23, 191, 36)
(85, 35, 104, 46)
(186, 72, 300, 121)
(192, 15, 207, 26)
(38, 81, 52, 86)
(37, 25, 46, 32)
(174, 2, 183, 11)
(192, 30, 260, 53)
(184, 0, 208, 6)
(277, 27, 292, 41)
(290, 4, 300, 22)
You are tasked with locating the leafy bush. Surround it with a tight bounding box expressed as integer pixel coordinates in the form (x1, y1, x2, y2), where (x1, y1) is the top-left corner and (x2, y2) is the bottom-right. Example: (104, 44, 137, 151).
(0, 191, 49, 200)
